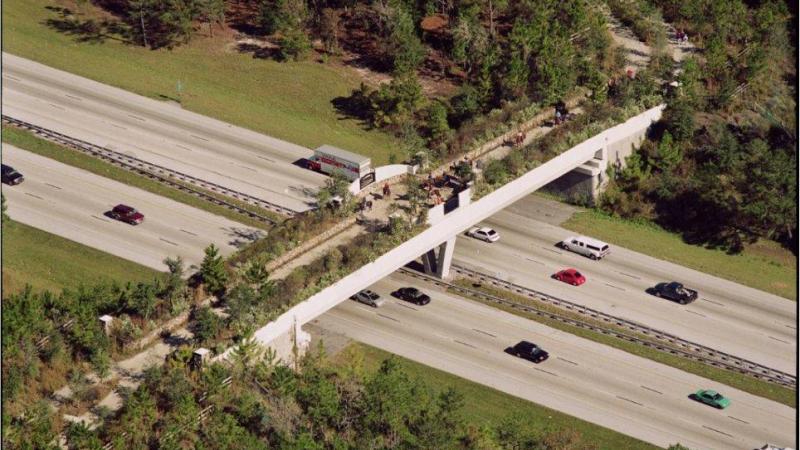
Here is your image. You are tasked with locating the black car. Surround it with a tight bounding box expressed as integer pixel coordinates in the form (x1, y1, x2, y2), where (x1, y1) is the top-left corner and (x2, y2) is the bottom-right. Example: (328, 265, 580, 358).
(507, 340, 549, 363)
(648, 282, 698, 305)
(393, 287, 431, 305)
(1, 164, 24, 185)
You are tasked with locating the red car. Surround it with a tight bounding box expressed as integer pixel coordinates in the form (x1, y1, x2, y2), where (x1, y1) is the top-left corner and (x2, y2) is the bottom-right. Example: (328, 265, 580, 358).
(553, 268, 586, 286)
(109, 204, 144, 225)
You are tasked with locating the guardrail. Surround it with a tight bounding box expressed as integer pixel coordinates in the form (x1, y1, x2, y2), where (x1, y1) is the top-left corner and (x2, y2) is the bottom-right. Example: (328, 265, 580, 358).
(2, 115, 296, 222)
(398, 265, 797, 389)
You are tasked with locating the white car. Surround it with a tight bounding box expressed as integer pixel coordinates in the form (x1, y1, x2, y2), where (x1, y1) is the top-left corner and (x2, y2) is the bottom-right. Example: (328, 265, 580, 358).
(350, 289, 385, 307)
(467, 227, 500, 243)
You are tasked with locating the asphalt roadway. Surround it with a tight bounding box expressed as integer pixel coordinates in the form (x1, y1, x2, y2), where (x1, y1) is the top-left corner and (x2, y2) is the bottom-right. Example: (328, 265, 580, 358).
(2, 53, 326, 213)
(453, 195, 797, 375)
(315, 273, 796, 450)
(3, 146, 263, 271)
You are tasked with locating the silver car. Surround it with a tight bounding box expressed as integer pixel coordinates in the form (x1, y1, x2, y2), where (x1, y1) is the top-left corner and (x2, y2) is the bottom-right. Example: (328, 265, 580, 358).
(350, 289, 385, 307)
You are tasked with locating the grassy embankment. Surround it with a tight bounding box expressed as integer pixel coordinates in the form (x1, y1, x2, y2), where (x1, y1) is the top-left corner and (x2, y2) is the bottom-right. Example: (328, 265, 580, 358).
(2, 221, 161, 296)
(451, 280, 796, 408)
(332, 342, 660, 450)
(3, 0, 400, 165)
(562, 208, 796, 301)
(2, 125, 279, 230)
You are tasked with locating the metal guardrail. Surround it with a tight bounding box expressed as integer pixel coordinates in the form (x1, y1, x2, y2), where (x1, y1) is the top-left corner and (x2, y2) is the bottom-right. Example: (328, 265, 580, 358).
(2, 115, 296, 223)
(398, 266, 797, 389)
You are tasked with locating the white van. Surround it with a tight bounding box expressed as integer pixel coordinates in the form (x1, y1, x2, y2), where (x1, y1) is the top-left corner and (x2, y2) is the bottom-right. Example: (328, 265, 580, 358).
(560, 236, 610, 260)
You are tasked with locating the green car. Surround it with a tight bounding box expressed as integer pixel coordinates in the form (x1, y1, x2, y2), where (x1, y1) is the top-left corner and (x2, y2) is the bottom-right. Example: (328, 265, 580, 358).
(692, 389, 731, 409)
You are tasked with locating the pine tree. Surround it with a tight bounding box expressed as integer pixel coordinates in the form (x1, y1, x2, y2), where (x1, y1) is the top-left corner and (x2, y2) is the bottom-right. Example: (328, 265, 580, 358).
(200, 244, 228, 296)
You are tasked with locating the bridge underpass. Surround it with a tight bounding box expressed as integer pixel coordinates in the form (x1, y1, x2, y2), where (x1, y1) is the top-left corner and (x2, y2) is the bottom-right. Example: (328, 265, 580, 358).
(216, 104, 665, 362)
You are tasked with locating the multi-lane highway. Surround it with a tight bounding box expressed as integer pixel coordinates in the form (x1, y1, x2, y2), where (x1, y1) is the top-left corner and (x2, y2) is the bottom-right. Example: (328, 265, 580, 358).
(453, 195, 797, 375)
(315, 273, 796, 450)
(2, 53, 326, 213)
(3, 146, 263, 270)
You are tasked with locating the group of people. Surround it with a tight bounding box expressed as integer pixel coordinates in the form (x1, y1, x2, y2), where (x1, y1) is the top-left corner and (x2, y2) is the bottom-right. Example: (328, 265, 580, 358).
(675, 29, 689, 43)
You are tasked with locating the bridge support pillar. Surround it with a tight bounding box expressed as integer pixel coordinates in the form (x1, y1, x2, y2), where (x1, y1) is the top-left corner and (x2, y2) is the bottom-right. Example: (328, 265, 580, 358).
(422, 236, 456, 279)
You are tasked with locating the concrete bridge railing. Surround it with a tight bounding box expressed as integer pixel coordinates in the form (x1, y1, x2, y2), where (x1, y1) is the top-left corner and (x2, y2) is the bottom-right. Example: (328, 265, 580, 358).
(217, 105, 665, 362)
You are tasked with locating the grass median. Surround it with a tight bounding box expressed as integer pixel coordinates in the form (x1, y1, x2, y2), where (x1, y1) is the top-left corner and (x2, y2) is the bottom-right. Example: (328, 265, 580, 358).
(3, 125, 278, 230)
(561, 208, 796, 300)
(450, 279, 796, 408)
(4, 0, 400, 165)
(332, 342, 659, 450)
(1, 220, 162, 296)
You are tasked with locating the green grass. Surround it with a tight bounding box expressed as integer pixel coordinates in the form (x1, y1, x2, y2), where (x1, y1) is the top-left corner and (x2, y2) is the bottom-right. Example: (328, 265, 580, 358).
(332, 342, 659, 450)
(452, 280, 797, 408)
(562, 209, 797, 300)
(3, 125, 278, 230)
(1, 221, 162, 296)
(4, 0, 401, 165)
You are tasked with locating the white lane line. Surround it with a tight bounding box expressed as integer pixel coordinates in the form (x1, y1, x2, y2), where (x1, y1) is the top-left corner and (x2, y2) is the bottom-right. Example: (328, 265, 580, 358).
(700, 297, 725, 307)
(557, 356, 578, 366)
(91, 215, 111, 223)
(395, 303, 418, 312)
(180, 229, 198, 236)
(111, 123, 127, 130)
(618, 271, 641, 280)
(768, 336, 791, 345)
(176, 144, 193, 151)
(686, 309, 707, 318)
(454, 339, 477, 349)
(533, 367, 558, 377)
(784, 324, 796, 330)
(65, 94, 82, 101)
(540, 246, 562, 255)
(376, 313, 399, 323)
(727, 416, 749, 425)
(239, 165, 257, 172)
(616, 395, 644, 406)
(190, 134, 210, 142)
(525, 257, 544, 265)
(49, 103, 65, 111)
(701, 425, 734, 438)
(640, 385, 663, 395)
(45, 183, 62, 190)
(127, 114, 146, 122)
(604, 283, 625, 291)
(257, 155, 275, 163)
(472, 329, 497, 338)
(159, 237, 178, 246)
(24, 192, 44, 200)
(4, 74, 20, 81)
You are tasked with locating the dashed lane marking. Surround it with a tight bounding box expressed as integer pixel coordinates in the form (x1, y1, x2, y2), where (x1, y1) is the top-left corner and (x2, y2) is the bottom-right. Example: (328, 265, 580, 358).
(454, 340, 477, 349)
(49, 103, 65, 111)
(190, 134, 209, 142)
(556, 357, 578, 366)
(91, 215, 111, 223)
(257, 155, 275, 163)
(111, 123, 127, 130)
(377, 313, 399, 323)
(395, 303, 418, 312)
(702, 425, 734, 438)
(533, 367, 558, 377)
(179, 229, 198, 236)
(65, 94, 82, 101)
(4, 75, 20, 81)
(727, 416, 749, 425)
(616, 396, 644, 406)
(640, 385, 662, 395)
(525, 257, 545, 265)
(472, 329, 496, 338)
(700, 297, 725, 306)
(541, 246, 562, 255)
(127, 114, 146, 122)
(159, 237, 178, 246)
(686, 309, 707, 318)
(618, 271, 641, 280)
(45, 183, 62, 190)
(24, 192, 44, 200)
(604, 283, 625, 291)
(176, 144, 193, 151)
(239, 165, 257, 172)
(768, 336, 790, 344)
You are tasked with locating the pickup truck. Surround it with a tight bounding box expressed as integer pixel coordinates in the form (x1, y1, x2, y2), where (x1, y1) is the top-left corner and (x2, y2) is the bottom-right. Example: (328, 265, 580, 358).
(648, 282, 698, 305)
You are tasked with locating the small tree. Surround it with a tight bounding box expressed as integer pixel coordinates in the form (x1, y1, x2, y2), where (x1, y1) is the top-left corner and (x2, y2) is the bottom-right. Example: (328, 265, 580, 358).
(200, 244, 228, 297)
(404, 176, 428, 222)
(454, 162, 474, 181)
(427, 101, 451, 145)
(197, 0, 225, 37)
(655, 131, 682, 172)
(193, 306, 221, 344)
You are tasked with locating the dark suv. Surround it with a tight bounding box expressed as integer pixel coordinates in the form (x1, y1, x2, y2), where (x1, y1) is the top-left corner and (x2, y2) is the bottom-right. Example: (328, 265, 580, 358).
(108, 204, 144, 225)
(1, 164, 24, 185)
(393, 287, 431, 305)
(507, 341, 550, 363)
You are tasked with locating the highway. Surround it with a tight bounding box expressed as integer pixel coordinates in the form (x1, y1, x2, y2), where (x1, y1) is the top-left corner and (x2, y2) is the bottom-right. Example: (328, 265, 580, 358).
(452, 195, 797, 375)
(2, 53, 326, 213)
(3, 146, 263, 271)
(314, 273, 796, 450)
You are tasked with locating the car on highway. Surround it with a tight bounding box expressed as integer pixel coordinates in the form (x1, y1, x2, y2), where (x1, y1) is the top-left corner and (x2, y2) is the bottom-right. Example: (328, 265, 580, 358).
(1, 164, 24, 185)
(559, 235, 610, 260)
(393, 287, 431, 305)
(647, 282, 698, 305)
(108, 204, 144, 225)
(466, 227, 500, 243)
(691, 389, 730, 409)
(350, 289, 385, 308)
(507, 340, 550, 363)
(553, 268, 586, 286)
